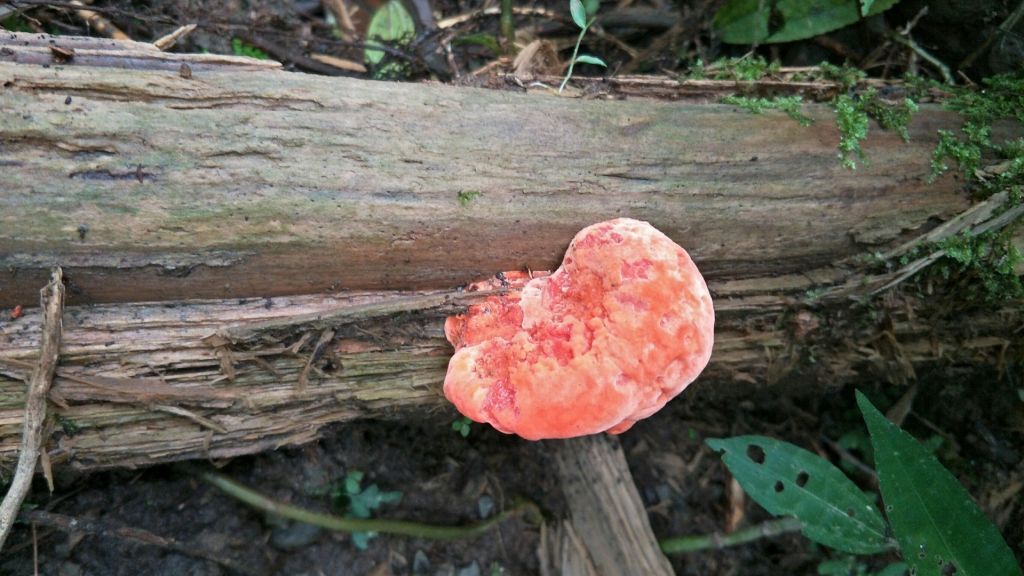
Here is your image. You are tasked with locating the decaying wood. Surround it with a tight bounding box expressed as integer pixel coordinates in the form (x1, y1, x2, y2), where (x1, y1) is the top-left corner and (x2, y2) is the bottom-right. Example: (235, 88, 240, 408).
(0, 33, 1021, 471)
(0, 260, 1018, 471)
(542, 435, 674, 576)
(0, 30, 281, 72)
(0, 32, 1010, 307)
(0, 268, 63, 551)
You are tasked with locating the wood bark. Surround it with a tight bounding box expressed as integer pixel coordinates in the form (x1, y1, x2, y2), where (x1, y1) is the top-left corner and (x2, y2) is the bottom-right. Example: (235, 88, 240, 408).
(0, 32, 1021, 471)
(543, 435, 674, 576)
(0, 31, 994, 305)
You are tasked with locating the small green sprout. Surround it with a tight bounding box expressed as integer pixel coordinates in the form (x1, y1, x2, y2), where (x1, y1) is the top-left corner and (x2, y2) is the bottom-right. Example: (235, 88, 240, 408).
(452, 416, 472, 438)
(558, 0, 607, 94)
(57, 415, 81, 436)
(331, 470, 402, 549)
(457, 190, 482, 206)
(231, 38, 268, 60)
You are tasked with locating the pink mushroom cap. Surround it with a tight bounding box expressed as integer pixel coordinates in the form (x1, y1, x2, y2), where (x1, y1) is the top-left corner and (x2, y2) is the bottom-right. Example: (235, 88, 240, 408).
(443, 218, 714, 440)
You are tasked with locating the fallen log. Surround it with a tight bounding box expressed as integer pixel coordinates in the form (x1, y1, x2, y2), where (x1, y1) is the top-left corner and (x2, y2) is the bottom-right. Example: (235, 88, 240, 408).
(0, 32, 1021, 471)
(0, 269, 1017, 469)
(0, 31, 987, 305)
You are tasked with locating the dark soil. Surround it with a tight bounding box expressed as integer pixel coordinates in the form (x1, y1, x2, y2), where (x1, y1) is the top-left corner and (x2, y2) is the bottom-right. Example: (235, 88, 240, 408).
(2, 0, 1023, 574)
(3, 373, 1022, 575)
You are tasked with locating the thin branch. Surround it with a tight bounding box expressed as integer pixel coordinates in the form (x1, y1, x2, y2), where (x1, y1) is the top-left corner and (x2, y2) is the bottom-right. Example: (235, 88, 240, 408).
(871, 198, 1024, 295)
(959, 0, 1024, 70)
(659, 517, 804, 554)
(888, 11, 953, 85)
(201, 470, 541, 541)
(0, 268, 64, 552)
(68, 0, 130, 40)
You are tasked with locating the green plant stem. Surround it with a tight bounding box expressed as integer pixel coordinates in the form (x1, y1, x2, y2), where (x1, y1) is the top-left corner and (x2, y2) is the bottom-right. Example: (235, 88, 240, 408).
(500, 0, 514, 54)
(558, 19, 592, 93)
(201, 471, 540, 541)
(659, 517, 804, 554)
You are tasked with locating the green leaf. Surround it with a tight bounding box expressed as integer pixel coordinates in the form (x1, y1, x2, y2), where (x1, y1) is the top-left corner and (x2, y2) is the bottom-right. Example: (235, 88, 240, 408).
(231, 38, 268, 60)
(364, 0, 415, 66)
(857, 391, 1022, 576)
(713, 0, 902, 44)
(574, 54, 607, 67)
(344, 471, 364, 495)
(351, 530, 374, 549)
(569, 0, 587, 29)
(706, 435, 890, 554)
(452, 32, 501, 54)
(873, 563, 909, 576)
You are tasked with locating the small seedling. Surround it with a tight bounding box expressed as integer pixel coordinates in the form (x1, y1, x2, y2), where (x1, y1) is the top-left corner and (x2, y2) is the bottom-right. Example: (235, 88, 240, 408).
(452, 416, 472, 437)
(558, 0, 607, 93)
(231, 38, 268, 60)
(56, 415, 81, 436)
(331, 470, 402, 549)
(457, 190, 482, 206)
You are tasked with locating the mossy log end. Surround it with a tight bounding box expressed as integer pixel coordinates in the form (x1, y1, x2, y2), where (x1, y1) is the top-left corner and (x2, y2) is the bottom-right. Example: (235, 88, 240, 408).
(0, 32, 1021, 471)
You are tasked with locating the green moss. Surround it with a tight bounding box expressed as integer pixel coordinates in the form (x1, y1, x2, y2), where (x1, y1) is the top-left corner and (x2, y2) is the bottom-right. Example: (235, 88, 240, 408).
(686, 58, 706, 79)
(57, 415, 82, 436)
(861, 90, 919, 142)
(936, 231, 1023, 303)
(818, 62, 867, 92)
(457, 190, 482, 206)
(930, 74, 1024, 191)
(921, 74, 1024, 305)
(231, 38, 269, 60)
(721, 95, 813, 126)
(931, 129, 982, 180)
(834, 94, 869, 169)
(691, 56, 780, 81)
(1, 15, 33, 32)
(831, 87, 919, 170)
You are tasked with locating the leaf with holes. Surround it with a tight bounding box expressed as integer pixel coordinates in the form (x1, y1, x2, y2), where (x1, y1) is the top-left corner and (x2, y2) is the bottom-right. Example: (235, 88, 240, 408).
(706, 435, 890, 554)
(857, 391, 1022, 576)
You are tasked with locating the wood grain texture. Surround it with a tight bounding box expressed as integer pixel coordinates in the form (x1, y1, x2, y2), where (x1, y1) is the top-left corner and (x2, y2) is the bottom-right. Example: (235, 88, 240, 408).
(0, 30, 975, 306)
(0, 281, 1015, 470)
(548, 435, 674, 575)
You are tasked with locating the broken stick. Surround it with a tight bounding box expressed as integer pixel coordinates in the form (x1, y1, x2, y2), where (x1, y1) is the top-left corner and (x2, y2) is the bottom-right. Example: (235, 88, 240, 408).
(0, 268, 65, 552)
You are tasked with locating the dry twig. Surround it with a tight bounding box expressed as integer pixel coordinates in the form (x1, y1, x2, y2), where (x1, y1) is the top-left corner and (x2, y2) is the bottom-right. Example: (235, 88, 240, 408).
(0, 268, 64, 552)
(69, 0, 130, 40)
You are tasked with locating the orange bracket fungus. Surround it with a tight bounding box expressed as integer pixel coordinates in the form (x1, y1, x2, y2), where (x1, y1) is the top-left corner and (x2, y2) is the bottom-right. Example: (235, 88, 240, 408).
(443, 218, 715, 440)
